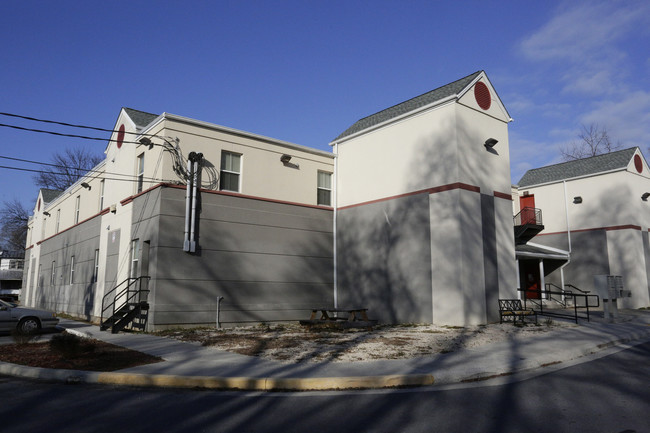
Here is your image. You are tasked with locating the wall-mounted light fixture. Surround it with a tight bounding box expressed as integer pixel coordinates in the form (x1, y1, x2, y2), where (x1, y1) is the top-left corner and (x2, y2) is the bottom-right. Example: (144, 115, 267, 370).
(642, 192, 650, 201)
(139, 137, 154, 150)
(484, 138, 498, 149)
(280, 154, 292, 164)
(81, 182, 91, 190)
(573, 196, 583, 204)
(43, 211, 51, 216)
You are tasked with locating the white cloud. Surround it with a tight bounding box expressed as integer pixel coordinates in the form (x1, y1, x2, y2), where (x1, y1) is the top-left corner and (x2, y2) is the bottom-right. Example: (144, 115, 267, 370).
(520, 1, 650, 94)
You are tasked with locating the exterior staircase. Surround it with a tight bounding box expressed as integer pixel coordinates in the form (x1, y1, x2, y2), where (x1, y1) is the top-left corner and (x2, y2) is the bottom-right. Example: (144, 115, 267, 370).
(514, 207, 544, 244)
(100, 276, 150, 334)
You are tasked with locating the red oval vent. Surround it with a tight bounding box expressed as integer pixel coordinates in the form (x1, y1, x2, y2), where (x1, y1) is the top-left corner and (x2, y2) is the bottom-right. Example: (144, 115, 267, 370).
(474, 82, 491, 110)
(117, 124, 125, 149)
(634, 154, 643, 173)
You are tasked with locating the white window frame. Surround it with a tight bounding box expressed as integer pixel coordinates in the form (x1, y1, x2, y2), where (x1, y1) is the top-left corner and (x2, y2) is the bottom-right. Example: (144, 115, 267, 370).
(69, 255, 75, 284)
(93, 249, 99, 283)
(317, 171, 332, 206)
(51, 261, 56, 286)
(136, 153, 145, 193)
(99, 179, 105, 210)
(130, 239, 140, 279)
(220, 151, 242, 192)
(74, 195, 80, 224)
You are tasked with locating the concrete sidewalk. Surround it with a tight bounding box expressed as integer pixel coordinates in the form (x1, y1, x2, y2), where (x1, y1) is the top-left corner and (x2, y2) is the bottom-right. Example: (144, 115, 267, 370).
(2, 309, 650, 391)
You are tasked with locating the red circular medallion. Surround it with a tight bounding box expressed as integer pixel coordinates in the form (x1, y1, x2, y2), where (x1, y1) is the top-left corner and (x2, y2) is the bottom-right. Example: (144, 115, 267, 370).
(117, 124, 125, 149)
(634, 154, 643, 173)
(37, 198, 41, 211)
(474, 82, 491, 110)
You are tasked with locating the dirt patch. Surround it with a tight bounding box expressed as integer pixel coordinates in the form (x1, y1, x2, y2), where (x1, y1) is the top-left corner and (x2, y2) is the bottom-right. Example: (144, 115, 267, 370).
(0, 338, 163, 371)
(156, 320, 576, 363)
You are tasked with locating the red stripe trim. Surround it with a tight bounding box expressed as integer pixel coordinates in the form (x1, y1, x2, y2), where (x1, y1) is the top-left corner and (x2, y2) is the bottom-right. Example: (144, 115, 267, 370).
(493, 191, 513, 201)
(338, 182, 481, 210)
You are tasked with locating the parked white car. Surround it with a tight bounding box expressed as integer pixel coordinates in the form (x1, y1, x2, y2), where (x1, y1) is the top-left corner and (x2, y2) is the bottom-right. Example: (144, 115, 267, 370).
(0, 299, 59, 334)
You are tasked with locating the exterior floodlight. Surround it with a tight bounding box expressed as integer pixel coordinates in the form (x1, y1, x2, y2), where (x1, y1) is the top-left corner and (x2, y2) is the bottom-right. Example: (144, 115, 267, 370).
(573, 196, 583, 204)
(81, 182, 91, 190)
(43, 211, 51, 216)
(484, 138, 498, 148)
(642, 192, 650, 201)
(280, 154, 292, 163)
(139, 137, 154, 150)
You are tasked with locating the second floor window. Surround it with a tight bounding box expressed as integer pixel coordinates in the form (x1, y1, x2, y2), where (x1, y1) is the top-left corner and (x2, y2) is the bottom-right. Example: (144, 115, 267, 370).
(137, 154, 145, 193)
(220, 151, 241, 192)
(99, 179, 105, 210)
(317, 171, 332, 206)
(74, 195, 80, 224)
(55, 209, 60, 233)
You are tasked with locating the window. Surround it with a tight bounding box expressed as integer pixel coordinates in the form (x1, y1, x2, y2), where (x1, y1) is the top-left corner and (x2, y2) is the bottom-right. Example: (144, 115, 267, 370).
(137, 153, 145, 193)
(130, 239, 140, 279)
(99, 179, 105, 210)
(220, 151, 241, 192)
(317, 171, 332, 206)
(93, 249, 99, 283)
(55, 209, 60, 233)
(51, 261, 56, 286)
(69, 256, 75, 284)
(74, 195, 80, 224)
(37, 264, 42, 288)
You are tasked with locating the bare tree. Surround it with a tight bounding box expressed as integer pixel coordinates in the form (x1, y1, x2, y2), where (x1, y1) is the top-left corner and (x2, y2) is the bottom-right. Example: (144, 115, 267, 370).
(33, 147, 103, 191)
(0, 199, 29, 251)
(560, 123, 622, 161)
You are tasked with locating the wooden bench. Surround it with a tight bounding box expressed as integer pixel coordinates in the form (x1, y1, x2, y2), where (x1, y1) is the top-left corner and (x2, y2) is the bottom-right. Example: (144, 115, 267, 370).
(300, 308, 378, 329)
(498, 299, 537, 325)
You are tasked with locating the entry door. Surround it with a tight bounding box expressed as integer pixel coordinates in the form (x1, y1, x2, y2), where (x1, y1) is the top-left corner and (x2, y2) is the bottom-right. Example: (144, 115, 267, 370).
(520, 195, 536, 224)
(521, 261, 541, 300)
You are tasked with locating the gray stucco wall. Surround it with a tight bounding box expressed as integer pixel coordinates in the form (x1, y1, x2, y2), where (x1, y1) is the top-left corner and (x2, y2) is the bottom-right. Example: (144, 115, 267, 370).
(337, 192, 433, 324)
(534, 231, 610, 291)
(31, 215, 102, 319)
(133, 187, 334, 327)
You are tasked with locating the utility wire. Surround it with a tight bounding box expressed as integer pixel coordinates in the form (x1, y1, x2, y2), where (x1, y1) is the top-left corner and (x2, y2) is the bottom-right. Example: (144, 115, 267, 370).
(0, 164, 177, 184)
(0, 155, 165, 182)
(0, 122, 150, 146)
(0, 111, 159, 137)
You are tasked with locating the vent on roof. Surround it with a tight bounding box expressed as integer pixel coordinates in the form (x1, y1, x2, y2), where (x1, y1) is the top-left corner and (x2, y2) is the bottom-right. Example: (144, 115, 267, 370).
(474, 82, 491, 110)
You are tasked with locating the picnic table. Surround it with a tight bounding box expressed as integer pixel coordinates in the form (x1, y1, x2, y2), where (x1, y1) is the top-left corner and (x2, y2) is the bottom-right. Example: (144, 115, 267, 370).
(299, 307, 378, 329)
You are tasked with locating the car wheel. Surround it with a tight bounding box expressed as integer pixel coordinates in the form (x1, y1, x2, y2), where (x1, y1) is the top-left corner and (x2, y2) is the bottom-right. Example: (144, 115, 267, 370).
(18, 317, 40, 334)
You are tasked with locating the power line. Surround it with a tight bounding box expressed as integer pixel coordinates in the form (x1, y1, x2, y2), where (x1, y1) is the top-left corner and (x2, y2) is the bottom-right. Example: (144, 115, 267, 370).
(0, 164, 176, 184)
(0, 122, 148, 146)
(0, 155, 170, 183)
(0, 111, 158, 137)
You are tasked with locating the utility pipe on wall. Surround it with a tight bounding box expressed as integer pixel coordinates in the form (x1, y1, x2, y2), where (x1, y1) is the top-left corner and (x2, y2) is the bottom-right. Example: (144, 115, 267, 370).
(183, 157, 193, 252)
(333, 142, 339, 308)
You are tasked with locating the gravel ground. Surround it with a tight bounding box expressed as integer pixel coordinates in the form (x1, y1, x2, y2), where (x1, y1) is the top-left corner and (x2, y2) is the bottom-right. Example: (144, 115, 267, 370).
(157, 318, 577, 363)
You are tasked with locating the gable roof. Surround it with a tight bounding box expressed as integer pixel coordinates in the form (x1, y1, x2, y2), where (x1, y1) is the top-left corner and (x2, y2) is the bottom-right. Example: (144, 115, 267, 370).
(40, 188, 62, 203)
(123, 108, 158, 130)
(518, 147, 639, 187)
(332, 71, 483, 142)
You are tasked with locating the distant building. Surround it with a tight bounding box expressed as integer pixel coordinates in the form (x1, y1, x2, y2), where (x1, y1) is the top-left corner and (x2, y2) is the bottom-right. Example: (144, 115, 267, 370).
(0, 250, 25, 301)
(515, 148, 650, 308)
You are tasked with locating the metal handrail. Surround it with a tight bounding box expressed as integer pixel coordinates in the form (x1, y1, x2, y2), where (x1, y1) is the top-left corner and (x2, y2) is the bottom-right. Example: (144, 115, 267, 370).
(519, 287, 599, 323)
(100, 276, 150, 328)
(564, 283, 591, 294)
(514, 207, 543, 226)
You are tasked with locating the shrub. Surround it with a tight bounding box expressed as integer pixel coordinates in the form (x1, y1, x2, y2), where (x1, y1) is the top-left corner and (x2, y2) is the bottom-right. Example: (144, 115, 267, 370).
(11, 328, 39, 345)
(49, 332, 95, 358)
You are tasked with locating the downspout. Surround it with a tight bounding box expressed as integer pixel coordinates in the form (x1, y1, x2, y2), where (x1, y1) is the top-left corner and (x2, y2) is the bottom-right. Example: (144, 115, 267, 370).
(333, 142, 339, 308)
(560, 180, 572, 294)
(189, 152, 202, 253)
(183, 157, 193, 252)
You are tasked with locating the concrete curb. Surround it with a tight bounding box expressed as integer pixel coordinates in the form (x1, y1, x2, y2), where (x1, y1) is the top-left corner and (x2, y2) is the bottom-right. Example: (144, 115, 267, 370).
(0, 361, 434, 391)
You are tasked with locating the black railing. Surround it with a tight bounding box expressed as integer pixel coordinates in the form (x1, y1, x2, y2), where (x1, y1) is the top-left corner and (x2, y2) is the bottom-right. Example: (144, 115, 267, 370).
(514, 207, 543, 226)
(519, 286, 599, 323)
(100, 276, 150, 329)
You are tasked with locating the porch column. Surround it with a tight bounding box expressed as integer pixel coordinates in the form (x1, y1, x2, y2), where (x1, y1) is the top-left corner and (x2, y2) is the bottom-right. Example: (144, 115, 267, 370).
(539, 259, 546, 298)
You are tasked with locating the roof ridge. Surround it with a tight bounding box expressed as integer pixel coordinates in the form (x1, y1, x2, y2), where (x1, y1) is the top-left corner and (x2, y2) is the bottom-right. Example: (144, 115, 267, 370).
(332, 71, 484, 142)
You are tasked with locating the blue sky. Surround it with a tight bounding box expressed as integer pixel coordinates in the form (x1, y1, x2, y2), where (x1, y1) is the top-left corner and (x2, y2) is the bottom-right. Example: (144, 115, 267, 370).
(2, 0, 649, 210)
